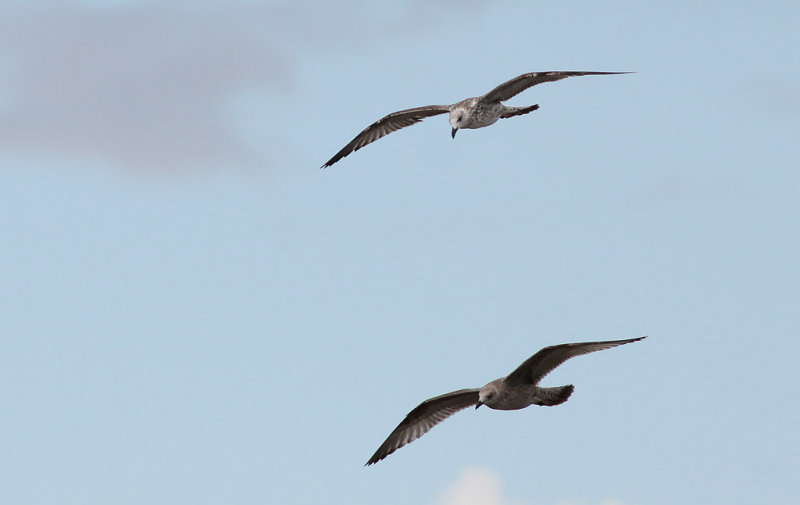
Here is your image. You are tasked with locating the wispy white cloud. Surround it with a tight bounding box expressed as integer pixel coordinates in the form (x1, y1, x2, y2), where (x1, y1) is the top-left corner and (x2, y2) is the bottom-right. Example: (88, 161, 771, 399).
(438, 467, 629, 505)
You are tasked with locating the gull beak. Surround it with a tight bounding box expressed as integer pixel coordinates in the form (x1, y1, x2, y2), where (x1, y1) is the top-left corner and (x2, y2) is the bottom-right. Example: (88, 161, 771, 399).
(451, 127, 458, 139)
(475, 401, 483, 410)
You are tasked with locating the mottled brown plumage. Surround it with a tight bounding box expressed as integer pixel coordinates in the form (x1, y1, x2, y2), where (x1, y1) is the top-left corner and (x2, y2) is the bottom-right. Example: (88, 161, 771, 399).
(365, 336, 645, 465)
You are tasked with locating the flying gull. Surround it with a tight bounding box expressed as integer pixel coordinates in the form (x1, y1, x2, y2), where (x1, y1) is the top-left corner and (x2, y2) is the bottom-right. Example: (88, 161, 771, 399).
(322, 70, 630, 168)
(365, 336, 645, 465)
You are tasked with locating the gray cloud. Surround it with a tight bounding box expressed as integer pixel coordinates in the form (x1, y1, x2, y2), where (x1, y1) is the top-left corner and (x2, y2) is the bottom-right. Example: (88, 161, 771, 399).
(0, 2, 294, 172)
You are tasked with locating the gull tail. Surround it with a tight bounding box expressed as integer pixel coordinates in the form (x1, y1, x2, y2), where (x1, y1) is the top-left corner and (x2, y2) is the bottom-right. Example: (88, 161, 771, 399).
(500, 104, 539, 119)
(535, 385, 574, 406)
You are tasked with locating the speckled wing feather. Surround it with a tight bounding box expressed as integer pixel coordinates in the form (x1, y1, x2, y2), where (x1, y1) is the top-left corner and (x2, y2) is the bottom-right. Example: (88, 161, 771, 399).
(504, 336, 646, 386)
(365, 388, 479, 465)
(321, 105, 450, 168)
(481, 71, 630, 103)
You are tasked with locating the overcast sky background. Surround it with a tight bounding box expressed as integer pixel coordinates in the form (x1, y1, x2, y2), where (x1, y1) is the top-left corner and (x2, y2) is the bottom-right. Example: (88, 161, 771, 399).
(2, 1, 799, 505)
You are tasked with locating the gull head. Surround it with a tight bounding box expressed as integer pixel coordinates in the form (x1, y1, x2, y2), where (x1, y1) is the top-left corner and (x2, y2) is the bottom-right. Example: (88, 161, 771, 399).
(449, 109, 467, 139)
(477, 382, 500, 409)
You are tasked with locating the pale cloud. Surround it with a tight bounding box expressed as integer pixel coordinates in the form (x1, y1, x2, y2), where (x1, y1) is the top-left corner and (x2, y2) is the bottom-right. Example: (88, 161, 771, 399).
(439, 467, 515, 505)
(557, 501, 628, 505)
(0, 2, 294, 172)
(438, 466, 629, 505)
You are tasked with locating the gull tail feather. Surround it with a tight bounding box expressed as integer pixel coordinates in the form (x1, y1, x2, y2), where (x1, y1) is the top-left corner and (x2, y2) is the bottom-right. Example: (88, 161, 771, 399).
(536, 385, 574, 406)
(500, 104, 539, 119)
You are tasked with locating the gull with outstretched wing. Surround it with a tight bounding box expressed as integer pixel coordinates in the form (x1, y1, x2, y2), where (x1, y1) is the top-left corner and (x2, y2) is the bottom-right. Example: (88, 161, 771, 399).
(365, 336, 645, 465)
(322, 71, 630, 168)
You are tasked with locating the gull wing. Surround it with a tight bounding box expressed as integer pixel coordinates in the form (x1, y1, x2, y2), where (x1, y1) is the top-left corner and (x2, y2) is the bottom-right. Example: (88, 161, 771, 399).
(322, 105, 450, 168)
(504, 336, 646, 386)
(481, 71, 631, 103)
(365, 388, 479, 465)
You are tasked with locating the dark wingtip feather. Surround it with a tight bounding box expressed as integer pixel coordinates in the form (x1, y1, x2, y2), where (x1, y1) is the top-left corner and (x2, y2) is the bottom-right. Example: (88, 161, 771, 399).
(557, 384, 575, 405)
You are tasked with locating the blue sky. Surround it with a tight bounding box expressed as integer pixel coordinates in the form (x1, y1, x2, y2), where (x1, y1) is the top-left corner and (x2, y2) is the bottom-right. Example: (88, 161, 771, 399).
(1, 1, 799, 505)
